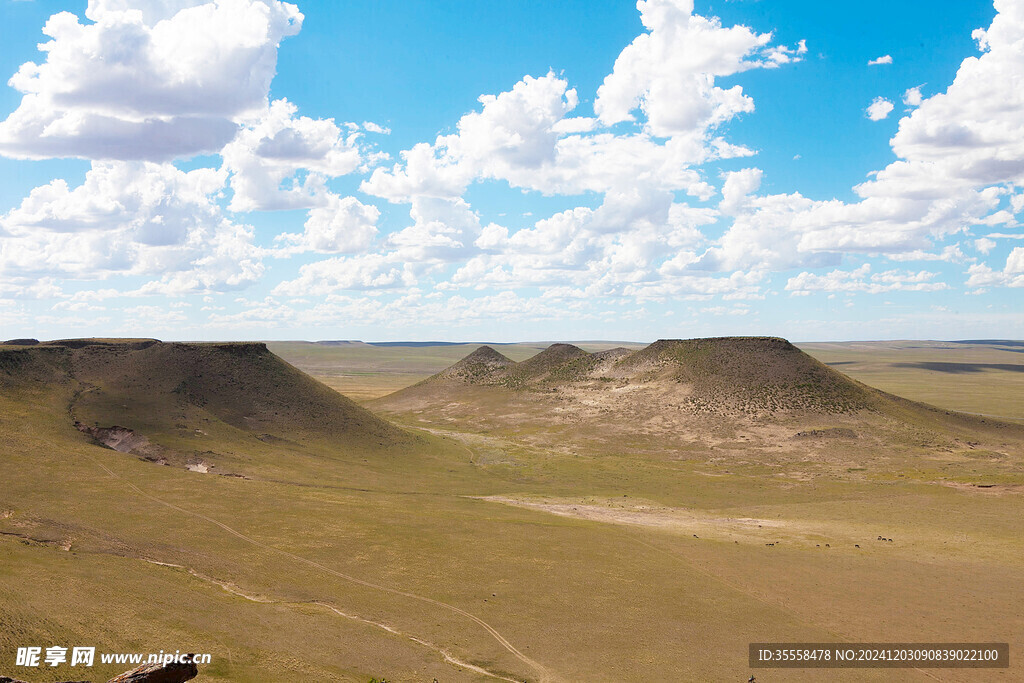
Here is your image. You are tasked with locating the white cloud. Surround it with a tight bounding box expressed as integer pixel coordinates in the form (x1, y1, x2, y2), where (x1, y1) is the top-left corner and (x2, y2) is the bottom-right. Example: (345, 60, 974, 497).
(444, 190, 715, 295)
(974, 237, 997, 254)
(594, 0, 805, 138)
(85, 0, 212, 24)
(785, 264, 948, 295)
(868, 54, 893, 66)
(272, 253, 415, 296)
(384, 197, 485, 263)
(699, 304, 750, 316)
(886, 4, 1024, 192)
(221, 99, 364, 212)
(274, 195, 379, 254)
(903, 86, 924, 106)
(348, 4, 809, 305)
(719, 167, 762, 215)
(215, 289, 580, 330)
(866, 97, 895, 121)
(965, 247, 1024, 288)
(698, 2, 1024, 275)
(362, 72, 583, 202)
(884, 243, 970, 263)
(362, 121, 390, 135)
(0, 161, 262, 293)
(0, 0, 302, 161)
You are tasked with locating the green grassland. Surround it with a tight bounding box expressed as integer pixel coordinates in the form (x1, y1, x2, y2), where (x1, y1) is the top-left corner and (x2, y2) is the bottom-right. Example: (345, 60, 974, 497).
(1, 340, 1023, 682)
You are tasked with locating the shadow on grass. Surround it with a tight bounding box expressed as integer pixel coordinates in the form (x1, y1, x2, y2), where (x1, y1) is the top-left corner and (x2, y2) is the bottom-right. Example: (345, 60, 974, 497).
(890, 361, 1024, 374)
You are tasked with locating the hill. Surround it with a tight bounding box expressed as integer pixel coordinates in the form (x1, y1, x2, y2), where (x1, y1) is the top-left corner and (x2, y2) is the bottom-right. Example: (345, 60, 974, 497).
(0, 339, 410, 471)
(372, 336, 1024, 457)
(384, 337, 875, 414)
(433, 344, 515, 383)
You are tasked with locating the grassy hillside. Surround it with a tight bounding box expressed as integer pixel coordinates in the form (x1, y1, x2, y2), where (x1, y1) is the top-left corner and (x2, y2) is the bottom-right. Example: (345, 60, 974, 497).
(2, 339, 1023, 681)
(66, 341, 407, 444)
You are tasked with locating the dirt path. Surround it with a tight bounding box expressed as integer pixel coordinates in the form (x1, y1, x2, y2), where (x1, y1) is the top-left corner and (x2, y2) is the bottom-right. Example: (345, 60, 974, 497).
(143, 558, 521, 682)
(93, 456, 558, 683)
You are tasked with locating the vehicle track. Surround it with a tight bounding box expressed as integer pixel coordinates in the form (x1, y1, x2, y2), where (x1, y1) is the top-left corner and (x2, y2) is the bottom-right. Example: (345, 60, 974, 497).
(92, 456, 558, 683)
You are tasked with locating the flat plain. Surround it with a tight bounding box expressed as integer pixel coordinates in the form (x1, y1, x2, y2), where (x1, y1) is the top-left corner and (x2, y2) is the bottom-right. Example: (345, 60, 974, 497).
(1, 338, 1022, 682)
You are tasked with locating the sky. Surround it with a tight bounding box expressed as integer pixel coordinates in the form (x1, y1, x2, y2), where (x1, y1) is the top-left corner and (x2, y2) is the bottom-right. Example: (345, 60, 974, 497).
(0, 0, 1022, 343)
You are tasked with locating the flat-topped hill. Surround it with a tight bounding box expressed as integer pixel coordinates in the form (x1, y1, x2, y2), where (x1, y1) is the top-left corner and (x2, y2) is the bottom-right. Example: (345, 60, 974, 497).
(0, 340, 408, 453)
(618, 337, 874, 413)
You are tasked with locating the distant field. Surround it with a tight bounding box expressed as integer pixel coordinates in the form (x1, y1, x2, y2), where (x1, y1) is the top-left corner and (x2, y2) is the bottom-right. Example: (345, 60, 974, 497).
(271, 340, 1024, 423)
(798, 340, 1024, 423)
(268, 341, 645, 401)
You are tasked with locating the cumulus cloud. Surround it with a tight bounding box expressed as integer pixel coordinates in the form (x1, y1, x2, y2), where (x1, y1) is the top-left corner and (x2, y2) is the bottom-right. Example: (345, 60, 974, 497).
(362, 73, 584, 202)
(594, 0, 805, 138)
(883, 25, 1024, 191)
(868, 54, 893, 66)
(974, 237, 997, 254)
(222, 98, 363, 212)
(216, 289, 580, 330)
(965, 247, 1024, 288)
(0, 0, 302, 160)
(85, 0, 213, 24)
(384, 197, 486, 263)
(719, 168, 762, 215)
(696, 1, 1024, 277)
(785, 264, 948, 295)
(446, 191, 714, 295)
(274, 195, 380, 254)
(903, 86, 924, 106)
(5, 0, 1011, 328)
(363, 0, 802, 212)
(272, 253, 415, 296)
(348, 3, 809, 305)
(0, 161, 262, 292)
(866, 97, 895, 121)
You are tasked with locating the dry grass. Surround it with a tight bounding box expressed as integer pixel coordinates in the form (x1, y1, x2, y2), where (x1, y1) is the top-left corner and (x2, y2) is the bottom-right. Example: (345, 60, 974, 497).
(799, 340, 1024, 423)
(2, 339, 1023, 681)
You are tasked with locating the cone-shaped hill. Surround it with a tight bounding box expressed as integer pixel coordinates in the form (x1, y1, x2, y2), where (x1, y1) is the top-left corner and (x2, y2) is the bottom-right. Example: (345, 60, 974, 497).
(384, 337, 873, 414)
(0, 339, 410, 461)
(435, 345, 515, 383)
(371, 337, 1024, 457)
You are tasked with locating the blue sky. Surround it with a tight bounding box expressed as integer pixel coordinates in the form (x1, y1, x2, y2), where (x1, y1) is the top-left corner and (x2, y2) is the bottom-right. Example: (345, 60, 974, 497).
(0, 0, 1021, 342)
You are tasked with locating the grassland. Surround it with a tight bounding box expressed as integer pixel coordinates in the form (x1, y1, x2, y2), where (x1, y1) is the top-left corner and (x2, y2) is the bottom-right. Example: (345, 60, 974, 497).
(1, 339, 1022, 682)
(799, 340, 1024, 423)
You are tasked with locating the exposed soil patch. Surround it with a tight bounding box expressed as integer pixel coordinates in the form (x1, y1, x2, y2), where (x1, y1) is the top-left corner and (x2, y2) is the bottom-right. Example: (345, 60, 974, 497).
(75, 423, 150, 453)
(476, 495, 793, 541)
(793, 428, 858, 439)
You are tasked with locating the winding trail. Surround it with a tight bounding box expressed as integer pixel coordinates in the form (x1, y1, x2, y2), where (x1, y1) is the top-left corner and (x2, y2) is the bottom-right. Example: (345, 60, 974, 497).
(93, 456, 557, 683)
(144, 558, 521, 682)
